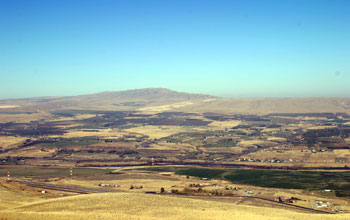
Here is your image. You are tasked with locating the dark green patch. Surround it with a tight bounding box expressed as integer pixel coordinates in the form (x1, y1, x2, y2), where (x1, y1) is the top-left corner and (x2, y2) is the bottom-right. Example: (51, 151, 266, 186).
(139, 166, 350, 197)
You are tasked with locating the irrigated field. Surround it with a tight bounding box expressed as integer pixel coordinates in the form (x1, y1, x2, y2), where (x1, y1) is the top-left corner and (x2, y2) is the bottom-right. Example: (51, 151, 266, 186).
(140, 166, 350, 197)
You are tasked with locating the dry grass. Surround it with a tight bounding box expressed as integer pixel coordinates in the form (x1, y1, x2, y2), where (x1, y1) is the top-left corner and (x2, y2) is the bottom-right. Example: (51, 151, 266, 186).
(243, 148, 350, 165)
(0, 181, 43, 210)
(123, 125, 203, 139)
(1, 146, 56, 158)
(0, 136, 28, 150)
(141, 142, 196, 151)
(55, 175, 181, 193)
(0, 113, 49, 123)
(308, 126, 338, 130)
(243, 149, 309, 162)
(238, 140, 268, 147)
(208, 120, 240, 128)
(273, 190, 349, 210)
(47, 114, 96, 122)
(171, 98, 350, 115)
(138, 101, 193, 113)
(262, 128, 281, 133)
(333, 149, 350, 157)
(267, 137, 287, 142)
(1, 193, 350, 220)
(0, 105, 19, 109)
(202, 99, 216, 102)
(59, 128, 126, 138)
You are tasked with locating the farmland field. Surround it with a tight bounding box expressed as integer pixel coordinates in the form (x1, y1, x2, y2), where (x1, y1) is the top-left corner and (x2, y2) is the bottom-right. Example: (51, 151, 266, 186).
(140, 166, 350, 196)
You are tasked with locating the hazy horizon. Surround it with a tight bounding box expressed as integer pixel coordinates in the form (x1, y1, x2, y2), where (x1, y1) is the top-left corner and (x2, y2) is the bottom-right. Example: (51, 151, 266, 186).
(1, 0, 349, 99)
(1, 87, 350, 101)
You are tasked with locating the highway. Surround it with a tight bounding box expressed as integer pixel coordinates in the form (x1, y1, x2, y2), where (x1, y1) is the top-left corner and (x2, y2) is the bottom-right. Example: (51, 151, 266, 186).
(13, 179, 334, 214)
(13, 180, 120, 194)
(176, 194, 334, 214)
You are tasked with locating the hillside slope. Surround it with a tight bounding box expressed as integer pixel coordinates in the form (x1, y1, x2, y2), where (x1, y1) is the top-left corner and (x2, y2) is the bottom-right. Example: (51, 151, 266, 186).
(0, 193, 349, 220)
(1, 88, 350, 114)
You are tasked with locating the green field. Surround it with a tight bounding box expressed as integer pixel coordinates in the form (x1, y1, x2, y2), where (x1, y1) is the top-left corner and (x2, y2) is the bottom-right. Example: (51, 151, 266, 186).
(141, 166, 350, 197)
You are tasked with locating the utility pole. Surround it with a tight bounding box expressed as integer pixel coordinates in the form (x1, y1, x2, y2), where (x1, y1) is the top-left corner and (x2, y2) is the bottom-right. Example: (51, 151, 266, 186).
(7, 169, 10, 182)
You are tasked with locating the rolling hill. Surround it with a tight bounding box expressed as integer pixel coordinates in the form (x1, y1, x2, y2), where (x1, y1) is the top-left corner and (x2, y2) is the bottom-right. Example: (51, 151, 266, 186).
(1, 88, 350, 114)
(1, 193, 349, 220)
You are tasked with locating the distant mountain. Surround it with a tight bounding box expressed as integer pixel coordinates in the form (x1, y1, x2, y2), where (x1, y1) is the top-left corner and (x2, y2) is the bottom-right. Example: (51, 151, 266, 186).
(1, 88, 350, 114)
(0, 88, 215, 112)
(76, 88, 215, 101)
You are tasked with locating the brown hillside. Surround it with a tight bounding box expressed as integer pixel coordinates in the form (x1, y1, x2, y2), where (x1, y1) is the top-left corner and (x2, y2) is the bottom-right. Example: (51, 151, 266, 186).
(1, 193, 349, 220)
(1, 88, 349, 114)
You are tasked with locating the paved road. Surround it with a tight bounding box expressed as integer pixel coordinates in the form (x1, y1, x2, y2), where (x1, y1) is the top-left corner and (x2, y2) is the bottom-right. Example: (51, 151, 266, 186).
(246, 195, 333, 214)
(13, 180, 120, 194)
(235, 197, 252, 205)
(13, 180, 333, 214)
(173, 194, 333, 214)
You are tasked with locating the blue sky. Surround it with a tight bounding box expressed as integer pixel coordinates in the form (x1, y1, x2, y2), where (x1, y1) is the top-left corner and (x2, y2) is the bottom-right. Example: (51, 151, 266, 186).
(0, 0, 349, 99)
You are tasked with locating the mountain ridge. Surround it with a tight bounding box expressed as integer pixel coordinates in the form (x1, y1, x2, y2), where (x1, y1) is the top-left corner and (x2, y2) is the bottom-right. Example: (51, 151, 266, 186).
(1, 88, 350, 114)
(0, 88, 215, 101)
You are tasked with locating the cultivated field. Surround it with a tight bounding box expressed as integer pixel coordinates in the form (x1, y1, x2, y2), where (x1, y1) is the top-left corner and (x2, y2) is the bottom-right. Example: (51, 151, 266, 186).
(124, 125, 205, 139)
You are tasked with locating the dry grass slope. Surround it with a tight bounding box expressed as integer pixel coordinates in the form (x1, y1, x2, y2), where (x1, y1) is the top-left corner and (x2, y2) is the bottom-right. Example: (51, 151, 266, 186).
(0, 193, 350, 220)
